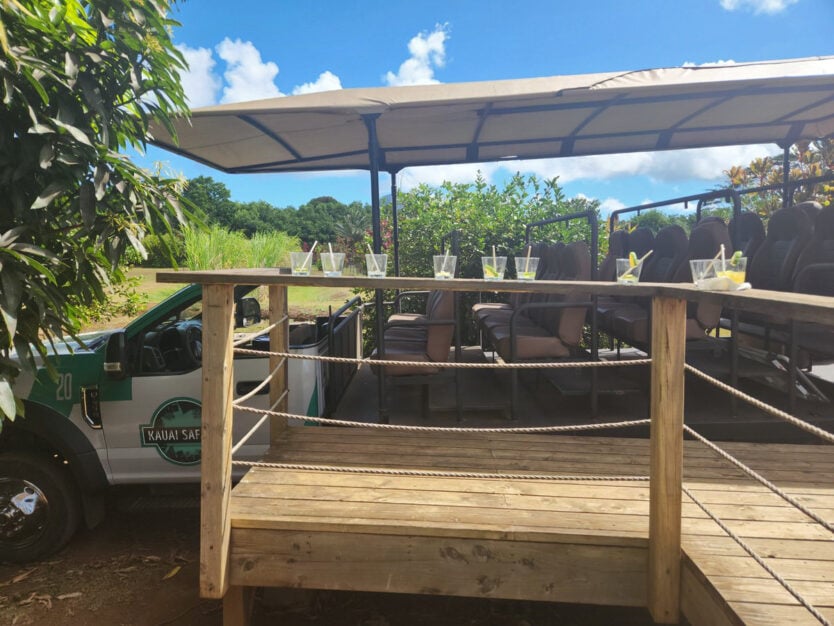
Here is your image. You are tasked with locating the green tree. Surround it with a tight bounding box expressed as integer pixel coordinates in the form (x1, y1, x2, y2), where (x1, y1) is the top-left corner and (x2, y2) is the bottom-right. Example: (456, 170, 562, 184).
(0, 0, 192, 422)
(334, 202, 371, 266)
(183, 175, 235, 226)
(293, 196, 352, 246)
(721, 139, 834, 217)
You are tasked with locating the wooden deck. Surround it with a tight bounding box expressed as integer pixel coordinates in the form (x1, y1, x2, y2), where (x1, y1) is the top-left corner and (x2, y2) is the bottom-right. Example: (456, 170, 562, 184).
(228, 427, 834, 626)
(154, 273, 834, 625)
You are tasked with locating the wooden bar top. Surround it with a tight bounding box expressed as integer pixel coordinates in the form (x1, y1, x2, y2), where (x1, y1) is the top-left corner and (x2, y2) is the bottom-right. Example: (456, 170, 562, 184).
(156, 269, 834, 326)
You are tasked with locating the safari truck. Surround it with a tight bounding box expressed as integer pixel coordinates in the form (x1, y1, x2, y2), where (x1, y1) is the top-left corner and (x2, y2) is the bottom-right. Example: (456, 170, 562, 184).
(0, 283, 360, 563)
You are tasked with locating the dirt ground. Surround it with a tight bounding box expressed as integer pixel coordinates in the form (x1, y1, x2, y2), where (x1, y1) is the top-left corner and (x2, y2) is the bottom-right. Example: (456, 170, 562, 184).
(0, 492, 658, 626)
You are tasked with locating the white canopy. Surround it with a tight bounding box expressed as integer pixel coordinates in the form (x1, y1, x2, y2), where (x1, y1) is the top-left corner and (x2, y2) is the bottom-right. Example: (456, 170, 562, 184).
(150, 56, 834, 174)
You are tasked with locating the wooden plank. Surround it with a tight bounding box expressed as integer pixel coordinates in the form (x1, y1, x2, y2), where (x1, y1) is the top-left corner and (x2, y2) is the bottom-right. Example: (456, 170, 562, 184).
(681, 556, 741, 626)
(268, 284, 288, 443)
(648, 295, 686, 624)
(201, 284, 236, 599)
(228, 528, 648, 607)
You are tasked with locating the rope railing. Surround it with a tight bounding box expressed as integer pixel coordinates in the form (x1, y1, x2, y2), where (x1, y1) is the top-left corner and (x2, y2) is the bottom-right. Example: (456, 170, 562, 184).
(684, 424, 833, 534)
(684, 363, 834, 445)
(233, 403, 650, 435)
(683, 486, 830, 626)
(232, 317, 286, 347)
(233, 347, 652, 370)
(682, 363, 833, 624)
(232, 459, 650, 482)
(233, 357, 286, 404)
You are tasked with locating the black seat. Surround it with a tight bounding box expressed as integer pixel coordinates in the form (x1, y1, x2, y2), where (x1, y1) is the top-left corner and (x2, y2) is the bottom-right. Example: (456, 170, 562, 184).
(747, 205, 813, 292)
(610, 225, 688, 346)
(729, 211, 766, 261)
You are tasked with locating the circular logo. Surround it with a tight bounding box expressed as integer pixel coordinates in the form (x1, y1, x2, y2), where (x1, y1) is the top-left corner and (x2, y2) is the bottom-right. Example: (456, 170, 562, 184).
(140, 398, 202, 465)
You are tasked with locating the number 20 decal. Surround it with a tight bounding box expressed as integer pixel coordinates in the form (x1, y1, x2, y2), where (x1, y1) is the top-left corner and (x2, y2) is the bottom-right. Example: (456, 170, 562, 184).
(56, 373, 73, 401)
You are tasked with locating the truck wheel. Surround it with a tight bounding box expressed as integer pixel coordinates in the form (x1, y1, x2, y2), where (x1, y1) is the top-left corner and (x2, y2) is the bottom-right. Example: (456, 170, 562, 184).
(0, 452, 81, 563)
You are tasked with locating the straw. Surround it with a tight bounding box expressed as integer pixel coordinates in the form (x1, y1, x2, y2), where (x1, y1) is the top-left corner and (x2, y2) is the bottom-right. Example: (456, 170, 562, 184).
(304, 240, 318, 270)
(328, 242, 334, 269)
(492, 245, 497, 269)
(524, 245, 532, 273)
(704, 245, 725, 277)
(720, 244, 726, 273)
(442, 247, 450, 274)
(366, 243, 380, 273)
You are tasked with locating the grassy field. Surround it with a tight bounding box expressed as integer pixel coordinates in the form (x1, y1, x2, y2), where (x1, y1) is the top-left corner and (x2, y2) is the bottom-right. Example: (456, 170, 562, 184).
(79, 268, 357, 332)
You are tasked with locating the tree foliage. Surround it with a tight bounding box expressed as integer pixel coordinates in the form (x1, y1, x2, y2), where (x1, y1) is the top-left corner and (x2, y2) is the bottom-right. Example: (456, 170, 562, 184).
(721, 139, 834, 218)
(0, 0, 192, 421)
(397, 173, 599, 279)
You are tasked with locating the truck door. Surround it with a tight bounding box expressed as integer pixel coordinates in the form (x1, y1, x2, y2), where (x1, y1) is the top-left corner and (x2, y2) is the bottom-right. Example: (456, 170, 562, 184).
(99, 294, 270, 484)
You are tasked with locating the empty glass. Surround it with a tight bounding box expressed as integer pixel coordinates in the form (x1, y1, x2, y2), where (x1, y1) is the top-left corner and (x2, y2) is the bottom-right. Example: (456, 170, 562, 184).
(433, 255, 456, 279)
(320, 252, 346, 277)
(481, 256, 507, 281)
(365, 253, 388, 278)
(514, 256, 539, 281)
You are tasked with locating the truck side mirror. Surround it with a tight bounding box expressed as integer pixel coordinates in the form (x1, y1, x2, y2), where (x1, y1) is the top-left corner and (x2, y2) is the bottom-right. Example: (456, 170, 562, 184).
(235, 297, 261, 328)
(104, 331, 128, 380)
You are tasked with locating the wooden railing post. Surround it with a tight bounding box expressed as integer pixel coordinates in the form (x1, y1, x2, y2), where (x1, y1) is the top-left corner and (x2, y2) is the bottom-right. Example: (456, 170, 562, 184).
(648, 295, 686, 623)
(200, 284, 236, 599)
(269, 285, 289, 442)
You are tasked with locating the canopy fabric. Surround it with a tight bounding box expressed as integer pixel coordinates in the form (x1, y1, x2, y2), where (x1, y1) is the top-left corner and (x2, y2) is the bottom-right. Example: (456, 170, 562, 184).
(150, 56, 834, 174)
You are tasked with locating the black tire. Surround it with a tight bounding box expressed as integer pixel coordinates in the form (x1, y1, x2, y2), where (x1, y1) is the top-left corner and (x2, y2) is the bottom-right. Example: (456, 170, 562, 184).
(0, 451, 81, 563)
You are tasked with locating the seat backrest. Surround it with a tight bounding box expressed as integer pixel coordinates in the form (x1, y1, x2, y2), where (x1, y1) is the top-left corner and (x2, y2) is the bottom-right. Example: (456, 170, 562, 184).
(640, 225, 688, 283)
(628, 227, 655, 258)
(673, 220, 732, 283)
(748, 205, 813, 291)
(792, 204, 834, 294)
(424, 290, 455, 362)
(534, 241, 592, 346)
(729, 211, 766, 260)
(598, 229, 629, 282)
(674, 219, 733, 330)
(795, 200, 823, 225)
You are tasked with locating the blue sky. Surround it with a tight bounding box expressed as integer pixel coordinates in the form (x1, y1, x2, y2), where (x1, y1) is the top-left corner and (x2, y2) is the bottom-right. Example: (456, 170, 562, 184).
(142, 0, 834, 215)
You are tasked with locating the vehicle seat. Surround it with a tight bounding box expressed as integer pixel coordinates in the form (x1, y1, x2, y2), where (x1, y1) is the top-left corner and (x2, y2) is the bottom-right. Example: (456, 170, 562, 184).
(729, 211, 766, 261)
(747, 204, 814, 291)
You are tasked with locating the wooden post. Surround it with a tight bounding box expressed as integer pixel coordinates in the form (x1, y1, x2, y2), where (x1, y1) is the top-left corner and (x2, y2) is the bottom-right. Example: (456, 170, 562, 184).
(648, 295, 686, 623)
(223, 585, 255, 626)
(200, 284, 235, 599)
(269, 285, 289, 443)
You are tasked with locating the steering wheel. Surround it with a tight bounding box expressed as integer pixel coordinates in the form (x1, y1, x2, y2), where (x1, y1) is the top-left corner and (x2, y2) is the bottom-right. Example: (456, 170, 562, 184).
(184, 324, 202, 365)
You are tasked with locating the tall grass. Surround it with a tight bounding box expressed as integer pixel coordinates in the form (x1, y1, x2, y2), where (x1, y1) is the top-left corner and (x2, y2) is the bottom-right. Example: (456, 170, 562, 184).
(183, 226, 298, 269)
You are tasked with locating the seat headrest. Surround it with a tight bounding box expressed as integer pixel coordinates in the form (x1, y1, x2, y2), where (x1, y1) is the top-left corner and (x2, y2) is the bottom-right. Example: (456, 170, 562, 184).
(767, 205, 813, 241)
(814, 205, 834, 241)
(642, 225, 688, 282)
(608, 229, 629, 258)
(628, 227, 655, 257)
(689, 220, 732, 259)
(558, 241, 591, 280)
(794, 201, 823, 222)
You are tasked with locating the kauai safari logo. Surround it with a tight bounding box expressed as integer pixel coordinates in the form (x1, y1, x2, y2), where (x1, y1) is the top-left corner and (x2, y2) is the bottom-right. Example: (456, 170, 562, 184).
(140, 398, 202, 465)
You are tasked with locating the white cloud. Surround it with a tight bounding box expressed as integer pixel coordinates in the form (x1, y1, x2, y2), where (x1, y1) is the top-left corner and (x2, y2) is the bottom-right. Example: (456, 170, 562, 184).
(216, 38, 283, 103)
(398, 162, 502, 189)
(292, 70, 343, 95)
(176, 44, 222, 108)
(384, 25, 449, 86)
(682, 59, 736, 67)
(513, 144, 782, 184)
(597, 197, 626, 216)
(399, 144, 782, 191)
(719, 0, 799, 14)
